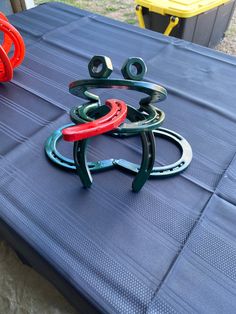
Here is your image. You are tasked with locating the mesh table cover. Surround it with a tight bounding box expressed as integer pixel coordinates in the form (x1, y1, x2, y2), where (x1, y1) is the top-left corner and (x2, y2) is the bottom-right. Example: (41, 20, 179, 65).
(0, 2, 235, 313)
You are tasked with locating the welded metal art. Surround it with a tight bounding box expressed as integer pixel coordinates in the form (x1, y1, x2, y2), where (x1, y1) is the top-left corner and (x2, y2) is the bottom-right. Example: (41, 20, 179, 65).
(45, 56, 192, 192)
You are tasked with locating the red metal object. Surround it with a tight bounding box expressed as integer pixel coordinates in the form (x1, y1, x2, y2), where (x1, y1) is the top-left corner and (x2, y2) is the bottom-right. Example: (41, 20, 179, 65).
(62, 99, 127, 142)
(0, 12, 25, 82)
(0, 45, 13, 82)
(0, 13, 12, 54)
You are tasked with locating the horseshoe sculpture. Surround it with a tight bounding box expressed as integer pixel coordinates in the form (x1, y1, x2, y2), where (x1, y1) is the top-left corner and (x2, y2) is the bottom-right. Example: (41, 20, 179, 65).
(45, 56, 192, 192)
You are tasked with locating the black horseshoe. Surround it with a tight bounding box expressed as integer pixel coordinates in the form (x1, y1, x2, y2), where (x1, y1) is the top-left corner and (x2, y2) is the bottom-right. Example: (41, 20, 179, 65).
(132, 131, 156, 192)
(73, 139, 92, 188)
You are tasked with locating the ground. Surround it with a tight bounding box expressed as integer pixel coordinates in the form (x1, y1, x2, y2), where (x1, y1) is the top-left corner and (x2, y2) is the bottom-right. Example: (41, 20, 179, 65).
(0, 1, 235, 314)
(35, 0, 137, 24)
(217, 11, 236, 54)
(34, 0, 236, 56)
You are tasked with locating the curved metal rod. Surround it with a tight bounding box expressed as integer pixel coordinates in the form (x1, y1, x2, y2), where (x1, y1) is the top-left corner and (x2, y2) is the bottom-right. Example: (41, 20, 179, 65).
(114, 127, 193, 177)
(132, 131, 156, 192)
(69, 79, 167, 106)
(63, 99, 127, 142)
(45, 123, 115, 172)
(70, 103, 165, 134)
(45, 125, 192, 180)
(73, 139, 92, 188)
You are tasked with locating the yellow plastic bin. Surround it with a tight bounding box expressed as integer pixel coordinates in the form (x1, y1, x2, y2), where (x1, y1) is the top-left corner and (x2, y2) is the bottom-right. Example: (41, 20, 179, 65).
(135, 0, 236, 47)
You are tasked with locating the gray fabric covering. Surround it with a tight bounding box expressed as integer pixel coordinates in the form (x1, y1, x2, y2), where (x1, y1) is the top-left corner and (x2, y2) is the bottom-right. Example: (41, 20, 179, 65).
(0, 241, 77, 313)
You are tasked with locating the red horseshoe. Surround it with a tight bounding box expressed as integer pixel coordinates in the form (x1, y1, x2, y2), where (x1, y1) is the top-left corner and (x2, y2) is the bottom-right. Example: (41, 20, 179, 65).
(0, 45, 13, 82)
(0, 13, 12, 54)
(0, 17, 25, 70)
(62, 99, 127, 142)
(0, 12, 25, 82)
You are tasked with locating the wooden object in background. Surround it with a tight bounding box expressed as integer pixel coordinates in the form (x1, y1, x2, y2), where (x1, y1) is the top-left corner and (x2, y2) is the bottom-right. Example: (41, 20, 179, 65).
(10, 0, 35, 13)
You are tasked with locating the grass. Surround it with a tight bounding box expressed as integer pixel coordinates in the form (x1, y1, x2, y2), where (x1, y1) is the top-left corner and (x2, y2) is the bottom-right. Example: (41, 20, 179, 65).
(35, 0, 236, 56)
(34, 0, 138, 25)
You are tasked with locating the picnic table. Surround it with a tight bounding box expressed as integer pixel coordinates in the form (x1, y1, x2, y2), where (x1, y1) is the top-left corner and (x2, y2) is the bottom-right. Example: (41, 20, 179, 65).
(1, 2, 236, 313)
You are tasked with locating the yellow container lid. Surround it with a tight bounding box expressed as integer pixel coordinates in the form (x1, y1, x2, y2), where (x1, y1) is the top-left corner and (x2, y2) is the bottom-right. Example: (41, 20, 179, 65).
(135, 0, 232, 18)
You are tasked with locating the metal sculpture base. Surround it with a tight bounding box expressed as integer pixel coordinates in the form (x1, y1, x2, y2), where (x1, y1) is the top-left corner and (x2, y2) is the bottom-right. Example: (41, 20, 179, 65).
(45, 124, 192, 179)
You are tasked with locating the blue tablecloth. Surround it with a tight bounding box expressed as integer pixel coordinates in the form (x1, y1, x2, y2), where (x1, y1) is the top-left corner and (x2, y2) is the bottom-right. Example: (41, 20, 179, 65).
(0, 3, 235, 313)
